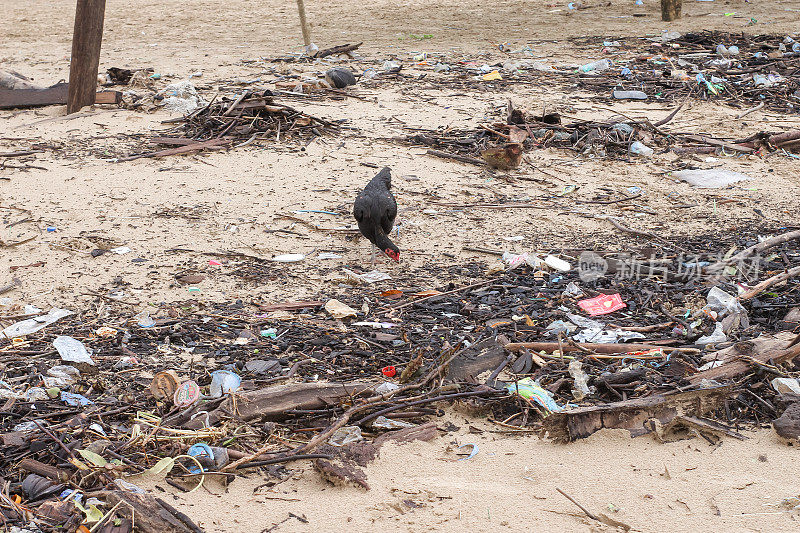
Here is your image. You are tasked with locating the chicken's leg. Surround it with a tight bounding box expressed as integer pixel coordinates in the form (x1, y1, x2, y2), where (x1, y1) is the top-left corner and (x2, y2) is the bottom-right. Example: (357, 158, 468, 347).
(370, 244, 376, 266)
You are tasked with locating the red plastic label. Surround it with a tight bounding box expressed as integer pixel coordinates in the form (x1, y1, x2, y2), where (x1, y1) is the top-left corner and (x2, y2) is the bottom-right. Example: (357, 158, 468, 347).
(577, 293, 626, 315)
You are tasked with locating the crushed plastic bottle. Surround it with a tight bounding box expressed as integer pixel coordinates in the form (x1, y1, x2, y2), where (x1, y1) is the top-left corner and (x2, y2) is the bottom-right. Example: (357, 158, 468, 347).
(375, 382, 400, 395)
(208, 370, 241, 398)
(696, 322, 727, 345)
(629, 141, 654, 156)
(704, 287, 749, 325)
(579, 59, 612, 73)
(569, 360, 594, 400)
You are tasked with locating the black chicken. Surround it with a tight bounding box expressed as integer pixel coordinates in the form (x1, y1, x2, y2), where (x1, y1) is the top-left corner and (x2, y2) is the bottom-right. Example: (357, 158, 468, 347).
(353, 167, 399, 263)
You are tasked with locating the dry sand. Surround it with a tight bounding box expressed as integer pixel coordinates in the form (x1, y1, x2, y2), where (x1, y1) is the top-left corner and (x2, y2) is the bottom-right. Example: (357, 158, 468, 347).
(2, 1, 800, 531)
(146, 422, 800, 533)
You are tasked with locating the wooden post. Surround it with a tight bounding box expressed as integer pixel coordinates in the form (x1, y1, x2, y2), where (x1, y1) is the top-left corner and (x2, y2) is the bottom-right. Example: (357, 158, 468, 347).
(295, 0, 312, 46)
(661, 0, 681, 21)
(67, 0, 106, 114)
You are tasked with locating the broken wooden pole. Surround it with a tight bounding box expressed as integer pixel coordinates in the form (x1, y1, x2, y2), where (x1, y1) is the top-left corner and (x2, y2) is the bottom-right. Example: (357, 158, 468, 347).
(296, 0, 312, 46)
(0, 82, 120, 110)
(67, 0, 106, 114)
(661, 0, 681, 21)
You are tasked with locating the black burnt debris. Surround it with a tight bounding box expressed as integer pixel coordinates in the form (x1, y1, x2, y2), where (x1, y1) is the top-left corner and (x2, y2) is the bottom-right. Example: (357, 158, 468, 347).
(0, 227, 798, 531)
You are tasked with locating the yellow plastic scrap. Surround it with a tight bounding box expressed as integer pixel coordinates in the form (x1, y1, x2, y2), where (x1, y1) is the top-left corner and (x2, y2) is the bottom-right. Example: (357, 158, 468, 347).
(482, 70, 502, 81)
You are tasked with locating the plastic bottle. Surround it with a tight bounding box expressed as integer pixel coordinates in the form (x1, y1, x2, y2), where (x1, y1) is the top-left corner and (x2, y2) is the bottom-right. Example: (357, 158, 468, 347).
(629, 141, 654, 156)
(579, 59, 612, 73)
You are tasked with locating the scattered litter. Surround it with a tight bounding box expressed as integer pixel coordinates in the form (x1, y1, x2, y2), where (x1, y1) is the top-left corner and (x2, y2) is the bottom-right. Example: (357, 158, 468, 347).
(61, 391, 93, 407)
(157, 80, 204, 114)
(1, 308, 74, 339)
(545, 255, 571, 272)
(53, 336, 94, 365)
(673, 169, 752, 188)
(696, 322, 728, 345)
(372, 416, 415, 429)
(503, 252, 542, 269)
(613, 90, 648, 100)
(506, 378, 564, 414)
(325, 299, 358, 319)
(771, 378, 800, 395)
(173, 380, 201, 407)
(568, 360, 594, 400)
(272, 253, 306, 262)
(344, 269, 392, 283)
(43, 365, 81, 388)
(375, 382, 400, 395)
(577, 294, 627, 315)
(457, 443, 479, 460)
(208, 370, 242, 398)
(133, 310, 155, 328)
(329, 426, 363, 446)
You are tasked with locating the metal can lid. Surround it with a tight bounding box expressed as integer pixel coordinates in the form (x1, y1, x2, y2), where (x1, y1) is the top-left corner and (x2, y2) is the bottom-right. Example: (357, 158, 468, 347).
(173, 380, 200, 407)
(150, 370, 181, 400)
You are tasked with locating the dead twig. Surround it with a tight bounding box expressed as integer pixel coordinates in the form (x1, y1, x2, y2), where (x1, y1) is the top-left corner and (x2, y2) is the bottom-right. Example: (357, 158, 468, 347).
(738, 265, 800, 301)
(556, 488, 599, 521)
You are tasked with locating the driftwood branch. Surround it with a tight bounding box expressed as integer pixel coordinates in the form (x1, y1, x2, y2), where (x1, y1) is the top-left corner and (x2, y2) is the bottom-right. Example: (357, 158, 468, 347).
(707, 229, 800, 271)
(313, 42, 362, 59)
(542, 386, 734, 442)
(739, 266, 800, 301)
